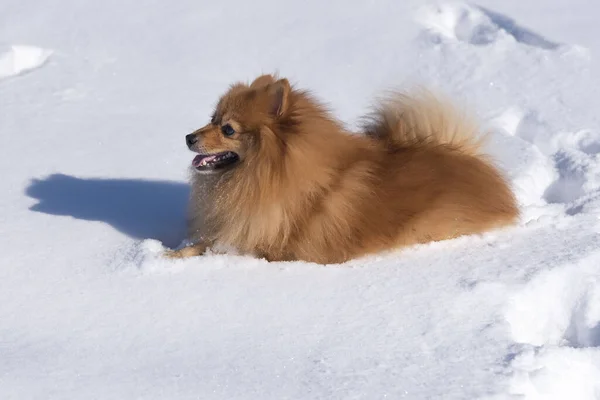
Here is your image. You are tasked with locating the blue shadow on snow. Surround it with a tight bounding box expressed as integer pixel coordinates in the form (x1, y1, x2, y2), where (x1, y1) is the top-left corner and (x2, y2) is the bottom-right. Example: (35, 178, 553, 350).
(25, 174, 189, 248)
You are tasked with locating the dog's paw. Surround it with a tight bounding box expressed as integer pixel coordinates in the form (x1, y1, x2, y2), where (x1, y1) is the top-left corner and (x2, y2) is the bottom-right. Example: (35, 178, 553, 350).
(162, 249, 184, 259)
(162, 243, 207, 259)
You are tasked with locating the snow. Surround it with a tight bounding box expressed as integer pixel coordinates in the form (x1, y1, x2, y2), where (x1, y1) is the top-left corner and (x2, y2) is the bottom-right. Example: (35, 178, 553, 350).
(0, 45, 52, 80)
(2, 0, 600, 399)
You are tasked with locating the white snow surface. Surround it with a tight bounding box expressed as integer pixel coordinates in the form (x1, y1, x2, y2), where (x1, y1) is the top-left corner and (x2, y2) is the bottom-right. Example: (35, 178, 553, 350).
(2, 0, 600, 399)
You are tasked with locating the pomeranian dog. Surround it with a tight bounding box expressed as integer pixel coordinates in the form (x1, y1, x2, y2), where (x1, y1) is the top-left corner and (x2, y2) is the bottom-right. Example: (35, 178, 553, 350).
(166, 74, 518, 264)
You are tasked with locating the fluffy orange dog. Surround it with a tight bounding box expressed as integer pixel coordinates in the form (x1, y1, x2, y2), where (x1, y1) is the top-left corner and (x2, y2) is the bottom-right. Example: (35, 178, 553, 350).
(167, 74, 518, 264)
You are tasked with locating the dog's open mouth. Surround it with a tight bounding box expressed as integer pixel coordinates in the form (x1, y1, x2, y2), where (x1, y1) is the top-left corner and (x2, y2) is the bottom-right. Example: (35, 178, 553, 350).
(192, 151, 239, 171)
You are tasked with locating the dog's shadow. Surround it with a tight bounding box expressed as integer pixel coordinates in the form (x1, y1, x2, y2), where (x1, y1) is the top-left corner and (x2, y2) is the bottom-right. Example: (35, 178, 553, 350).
(25, 174, 190, 248)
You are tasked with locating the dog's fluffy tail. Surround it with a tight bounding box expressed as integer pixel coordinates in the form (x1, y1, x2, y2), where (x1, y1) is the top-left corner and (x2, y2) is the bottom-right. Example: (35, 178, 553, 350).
(363, 89, 484, 155)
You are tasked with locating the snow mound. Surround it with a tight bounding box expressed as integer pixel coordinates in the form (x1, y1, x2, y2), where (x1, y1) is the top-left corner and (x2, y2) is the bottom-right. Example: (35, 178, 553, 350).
(506, 253, 600, 398)
(0, 44, 52, 80)
(416, 2, 560, 49)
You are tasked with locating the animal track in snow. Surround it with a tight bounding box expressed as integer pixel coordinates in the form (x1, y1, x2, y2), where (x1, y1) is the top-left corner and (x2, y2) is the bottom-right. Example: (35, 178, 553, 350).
(416, 2, 560, 49)
(491, 108, 600, 209)
(547, 130, 600, 212)
(0, 44, 52, 81)
(544, 151, 588, 205)
(534, 128, 600, 207)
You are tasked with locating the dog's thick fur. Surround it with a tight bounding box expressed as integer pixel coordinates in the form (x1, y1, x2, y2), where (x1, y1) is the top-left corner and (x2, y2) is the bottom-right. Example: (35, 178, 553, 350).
(169, 74, 518, 264)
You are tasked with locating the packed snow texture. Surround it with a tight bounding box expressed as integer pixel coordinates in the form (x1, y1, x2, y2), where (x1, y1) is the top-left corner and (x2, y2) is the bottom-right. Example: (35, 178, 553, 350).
(2, 0, 600, 399)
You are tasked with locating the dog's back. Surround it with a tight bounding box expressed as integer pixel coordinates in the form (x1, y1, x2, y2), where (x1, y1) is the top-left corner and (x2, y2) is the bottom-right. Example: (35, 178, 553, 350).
(287, 90, 518, 262)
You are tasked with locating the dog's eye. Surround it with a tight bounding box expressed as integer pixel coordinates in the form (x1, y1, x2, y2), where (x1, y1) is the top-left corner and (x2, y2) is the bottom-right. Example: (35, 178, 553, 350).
(221, 124, 235, 136)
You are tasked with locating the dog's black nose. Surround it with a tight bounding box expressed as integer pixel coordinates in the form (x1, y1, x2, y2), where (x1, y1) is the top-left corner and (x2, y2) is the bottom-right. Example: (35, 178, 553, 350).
(186, 134, 198, 147)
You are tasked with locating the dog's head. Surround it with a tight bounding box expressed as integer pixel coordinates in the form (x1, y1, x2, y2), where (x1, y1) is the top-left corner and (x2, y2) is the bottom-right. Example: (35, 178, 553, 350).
(186, 74, 291, 174)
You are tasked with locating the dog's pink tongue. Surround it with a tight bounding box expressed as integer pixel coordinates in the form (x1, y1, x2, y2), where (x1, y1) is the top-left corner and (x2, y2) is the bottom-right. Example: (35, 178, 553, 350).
(192, 155, 205, 167)
(192, 154, 216, 167)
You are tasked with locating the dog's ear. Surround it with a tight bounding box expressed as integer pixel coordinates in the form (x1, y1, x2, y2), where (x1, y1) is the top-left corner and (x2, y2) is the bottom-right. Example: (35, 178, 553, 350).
(250, 74, 276, 88)
(267, 79, 290, 117)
